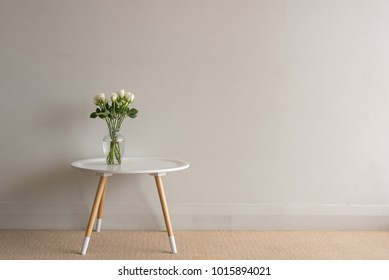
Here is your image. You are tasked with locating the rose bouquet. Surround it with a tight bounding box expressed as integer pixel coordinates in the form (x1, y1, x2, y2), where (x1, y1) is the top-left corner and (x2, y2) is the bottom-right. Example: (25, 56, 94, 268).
(90, 90, 138, 164)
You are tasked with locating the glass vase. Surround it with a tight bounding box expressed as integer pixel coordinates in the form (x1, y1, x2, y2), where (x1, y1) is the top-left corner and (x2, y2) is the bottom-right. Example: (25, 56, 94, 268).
(103, 130, 125, 165)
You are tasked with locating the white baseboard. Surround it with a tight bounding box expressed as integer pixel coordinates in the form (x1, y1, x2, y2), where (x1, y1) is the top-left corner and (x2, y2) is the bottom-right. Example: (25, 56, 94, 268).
(1, 202, 389, 230)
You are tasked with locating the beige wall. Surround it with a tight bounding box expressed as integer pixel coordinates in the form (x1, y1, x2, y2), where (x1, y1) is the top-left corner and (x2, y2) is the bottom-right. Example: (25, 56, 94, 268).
(1, 0, 389, 230)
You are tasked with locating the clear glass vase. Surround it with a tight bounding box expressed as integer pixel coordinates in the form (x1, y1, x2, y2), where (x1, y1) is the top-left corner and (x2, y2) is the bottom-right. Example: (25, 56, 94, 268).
(103, 130, 125, 165)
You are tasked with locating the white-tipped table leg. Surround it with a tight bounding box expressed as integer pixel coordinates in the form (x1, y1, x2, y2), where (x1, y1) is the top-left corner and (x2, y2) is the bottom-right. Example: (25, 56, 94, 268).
(169, 235, 177, 254)
(154, 175, 177, 254)
(96, 219, 103, 232)
(81, 237, 90, 255)
(81, 175, 108, 255)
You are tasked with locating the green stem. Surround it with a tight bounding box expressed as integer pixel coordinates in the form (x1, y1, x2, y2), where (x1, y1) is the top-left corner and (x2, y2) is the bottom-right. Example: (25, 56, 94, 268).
(105, 125, 122, 165)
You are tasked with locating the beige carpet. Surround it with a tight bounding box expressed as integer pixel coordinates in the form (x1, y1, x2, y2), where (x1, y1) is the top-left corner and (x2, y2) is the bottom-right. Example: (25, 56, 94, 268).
(0, 230, 389, 260)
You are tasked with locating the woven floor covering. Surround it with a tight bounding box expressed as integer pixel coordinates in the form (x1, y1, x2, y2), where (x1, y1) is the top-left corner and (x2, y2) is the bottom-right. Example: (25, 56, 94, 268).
(0, 230, 389, 260)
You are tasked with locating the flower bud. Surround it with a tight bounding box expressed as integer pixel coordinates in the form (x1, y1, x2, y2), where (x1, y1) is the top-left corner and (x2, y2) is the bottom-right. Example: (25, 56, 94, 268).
(94, 93, 106, 104)
(118, 89, 125, 98)
(130, 92, 135, 102)
(99, 93, 106, 102)
(111, 92, 118, 102)
(125, 92, 135, 103)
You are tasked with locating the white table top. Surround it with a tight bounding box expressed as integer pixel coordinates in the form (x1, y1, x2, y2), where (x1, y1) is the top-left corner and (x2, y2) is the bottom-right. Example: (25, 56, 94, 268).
(71, 157, 189, 175)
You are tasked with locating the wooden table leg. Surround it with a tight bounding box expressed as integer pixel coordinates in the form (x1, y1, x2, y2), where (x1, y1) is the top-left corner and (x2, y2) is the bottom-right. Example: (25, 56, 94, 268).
(96, 180, 107, 232)
(154, 175, 177, 254)
(81, 175, 108, 255)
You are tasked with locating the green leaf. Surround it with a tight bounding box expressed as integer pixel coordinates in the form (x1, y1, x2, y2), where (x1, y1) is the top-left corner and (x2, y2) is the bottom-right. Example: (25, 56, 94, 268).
(93, 110, 109, 119)
(127, 108, 138, 118)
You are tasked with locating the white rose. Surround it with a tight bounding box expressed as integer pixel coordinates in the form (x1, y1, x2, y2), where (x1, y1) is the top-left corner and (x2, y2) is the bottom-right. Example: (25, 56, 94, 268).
(94, 93, 105, 104)
(129, 92, 135, 102)
(111, 92, 118, 102)
(125, 91, 135, 102)
(118, 89, 125, 98)
(99, 93, 106, 101)
(93, 94, 100, 104)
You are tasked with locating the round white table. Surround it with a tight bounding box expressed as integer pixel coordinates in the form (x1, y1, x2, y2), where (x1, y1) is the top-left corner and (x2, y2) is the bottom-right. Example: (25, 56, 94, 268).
(71, 157, 189, 255)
